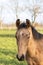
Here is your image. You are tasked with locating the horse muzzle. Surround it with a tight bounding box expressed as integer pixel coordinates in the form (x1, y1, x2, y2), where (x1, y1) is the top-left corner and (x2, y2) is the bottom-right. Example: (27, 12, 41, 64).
(16, 54, 24, 61)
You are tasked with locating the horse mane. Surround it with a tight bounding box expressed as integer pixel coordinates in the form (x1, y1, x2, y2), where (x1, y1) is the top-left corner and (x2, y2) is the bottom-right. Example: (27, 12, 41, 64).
(31, 26, 43, 40)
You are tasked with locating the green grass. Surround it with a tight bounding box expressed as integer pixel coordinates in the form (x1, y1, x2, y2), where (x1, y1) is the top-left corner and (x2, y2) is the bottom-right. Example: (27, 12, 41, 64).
(0, 29, 43, 65)
(38, 29, 43, 34)
(0, 29, 16, 34)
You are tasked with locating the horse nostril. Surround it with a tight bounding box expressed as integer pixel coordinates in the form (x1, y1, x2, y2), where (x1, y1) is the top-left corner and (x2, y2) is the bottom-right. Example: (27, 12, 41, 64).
(21, 54, 24, 60)
(16, 54, 21, 60)
(16, 54, 24, 61)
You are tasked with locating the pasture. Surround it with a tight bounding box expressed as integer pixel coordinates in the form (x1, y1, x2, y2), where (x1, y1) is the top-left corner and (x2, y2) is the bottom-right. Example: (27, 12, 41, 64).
(0, 29, 43, 65)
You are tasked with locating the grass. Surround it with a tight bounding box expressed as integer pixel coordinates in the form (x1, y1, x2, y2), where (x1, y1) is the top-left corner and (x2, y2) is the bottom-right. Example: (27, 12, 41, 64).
(38, 29, 43, 34)
(0, 29, 43, 65)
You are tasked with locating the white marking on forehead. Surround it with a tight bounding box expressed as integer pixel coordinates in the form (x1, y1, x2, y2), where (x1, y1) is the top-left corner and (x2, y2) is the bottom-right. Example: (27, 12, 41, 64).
(20, 31, 23, 35)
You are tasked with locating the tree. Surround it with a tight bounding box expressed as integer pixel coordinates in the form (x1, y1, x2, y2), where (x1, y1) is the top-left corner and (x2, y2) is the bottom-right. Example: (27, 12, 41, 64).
(9, 0, 19, 19)
(15, 0, 18, 19)
(30, 6, 40, 23)
(25, 0, 43, 23)
(0, 5, 3, 21)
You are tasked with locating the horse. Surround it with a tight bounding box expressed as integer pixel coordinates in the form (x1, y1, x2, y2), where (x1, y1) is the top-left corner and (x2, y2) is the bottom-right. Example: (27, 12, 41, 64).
(15, 19, 43, 65)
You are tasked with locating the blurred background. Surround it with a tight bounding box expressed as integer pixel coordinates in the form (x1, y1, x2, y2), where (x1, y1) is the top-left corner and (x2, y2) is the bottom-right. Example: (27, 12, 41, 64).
(0, 1, 43, 65)
(0, 0, 43, 29)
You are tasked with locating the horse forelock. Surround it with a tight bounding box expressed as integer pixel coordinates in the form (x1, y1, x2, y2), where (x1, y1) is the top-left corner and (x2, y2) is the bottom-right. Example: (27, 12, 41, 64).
(18, 23, 27, 29)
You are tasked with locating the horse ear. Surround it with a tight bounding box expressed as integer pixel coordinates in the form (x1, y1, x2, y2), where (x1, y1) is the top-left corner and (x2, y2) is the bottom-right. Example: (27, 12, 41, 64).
(26, 19, 31, 27)
(16, 19, 20, 28)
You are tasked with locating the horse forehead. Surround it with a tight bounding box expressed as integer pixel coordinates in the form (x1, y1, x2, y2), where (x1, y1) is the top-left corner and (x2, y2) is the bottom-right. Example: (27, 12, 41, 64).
(18, 29, 28, 35)
(19, 31, 23, 35)
(18, 29, 25, 35)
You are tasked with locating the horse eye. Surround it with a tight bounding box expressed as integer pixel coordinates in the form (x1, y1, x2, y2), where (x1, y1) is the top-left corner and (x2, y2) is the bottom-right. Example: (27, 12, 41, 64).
(22, 33, 24, 36)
